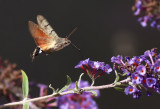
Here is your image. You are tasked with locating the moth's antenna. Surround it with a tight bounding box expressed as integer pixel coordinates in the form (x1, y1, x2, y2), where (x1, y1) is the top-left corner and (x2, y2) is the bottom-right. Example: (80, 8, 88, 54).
(66, 27, 78, 39)
(71, 43, 80, 51)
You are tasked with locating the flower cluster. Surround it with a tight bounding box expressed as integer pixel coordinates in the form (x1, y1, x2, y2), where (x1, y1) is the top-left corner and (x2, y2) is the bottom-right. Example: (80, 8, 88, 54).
(57, 80, 100, 109)
(75, 58, 112, 81)
(111, 48, 160, 98)
(132, 0, 160, 30)
(0, 59, 22, 104)
(0, 58, 56, 109)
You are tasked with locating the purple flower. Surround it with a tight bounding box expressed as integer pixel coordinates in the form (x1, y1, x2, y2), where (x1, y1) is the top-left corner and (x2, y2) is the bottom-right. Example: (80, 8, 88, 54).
(146, 78, 157, 88)
(155, 54, 160, 62)
(100, 64, 112, 74)
(111, 55, 123, 64)
(75, 59, 111, 80)
(157, 25, 160, 30)
(144, 50, 152, 57)
(146, 91, 152, 97)
(144, 59, 152, 67)
(153, 81, 160, 93)
(88, 61, 104, 70)
(144, 48, 156, 57)
(37, 83, 48, 96)
(137, 55, 145, 64)
(57, 80, 99, 109)
(155, 88, 160, 94)
(131, 73, 143, 84)
(150, 21, 156, 28)
(125, 85, 136, 95)
(81, 98, 99, 109)
(134, 8, 141, 16)
(74, 58, 89, 68)
(125, 86, 141, 99)
(154, 62, 160, 73)
(132, 0, 160, 31)
(136, 65, 146, 76)
(140, 20, 147, 27)
(138, 17, 143, 22)
(139, 16, 150, 27)
(134, 1, 142, 15)
(126, 56, 144, 65)
(127, 57, 136, 65)
(133, 90, 142, 99)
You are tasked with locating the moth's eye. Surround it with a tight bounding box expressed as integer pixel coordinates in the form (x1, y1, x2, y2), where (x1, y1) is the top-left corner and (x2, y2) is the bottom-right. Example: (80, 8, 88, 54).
(65, 42, 68, 44)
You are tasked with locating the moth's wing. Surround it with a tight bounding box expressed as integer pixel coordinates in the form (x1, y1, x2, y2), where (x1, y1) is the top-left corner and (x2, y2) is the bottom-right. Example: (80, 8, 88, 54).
(28, 21, 55, 51)
(37, 15, 59, 39)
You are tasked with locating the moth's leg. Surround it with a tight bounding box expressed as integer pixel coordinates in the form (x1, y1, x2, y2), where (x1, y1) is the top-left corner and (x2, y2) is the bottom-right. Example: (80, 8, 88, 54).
(31, 46, 42, 61)
(46, 52, 51, 56)
(45, 51, 53, 56)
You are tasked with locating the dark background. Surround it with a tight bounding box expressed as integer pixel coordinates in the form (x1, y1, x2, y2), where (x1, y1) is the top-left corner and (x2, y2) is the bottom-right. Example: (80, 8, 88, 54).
(0, 0, 160, 109)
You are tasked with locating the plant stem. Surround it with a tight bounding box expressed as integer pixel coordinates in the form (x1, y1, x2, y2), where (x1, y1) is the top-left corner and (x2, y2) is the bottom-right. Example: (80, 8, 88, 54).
(91, 79, 95, 86)
(0, 78, 130, 109)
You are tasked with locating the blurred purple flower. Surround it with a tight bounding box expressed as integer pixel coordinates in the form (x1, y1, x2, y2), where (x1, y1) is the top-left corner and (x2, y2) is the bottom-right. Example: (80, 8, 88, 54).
(134, 1, 142, 15)
(57, 80, 99, 109)
(37, 83, 48, 97)
(132, 0, 160, 31)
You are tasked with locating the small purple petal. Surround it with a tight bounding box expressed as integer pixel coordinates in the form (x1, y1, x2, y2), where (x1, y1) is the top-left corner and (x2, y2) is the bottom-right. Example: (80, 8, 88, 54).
(133, 90, 141, 99)
(146, 78, 157, 88)
(125, 86, 136, 95)
(154, 62, 160, 73)
(136, 65, 146, 76)
(131, 73, 143, 84)
(75, 58, 89, 68)
(111, 55, 123, 64)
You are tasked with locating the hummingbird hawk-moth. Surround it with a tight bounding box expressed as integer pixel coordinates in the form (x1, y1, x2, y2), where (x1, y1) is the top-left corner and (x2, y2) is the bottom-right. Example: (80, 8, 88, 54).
(28, 15, 77, 61)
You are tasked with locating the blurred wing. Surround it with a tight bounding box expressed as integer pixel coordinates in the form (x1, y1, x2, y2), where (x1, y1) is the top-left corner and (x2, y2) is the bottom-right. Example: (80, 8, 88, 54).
(37, 15, 59, 39)
(28, 21, 55, 51)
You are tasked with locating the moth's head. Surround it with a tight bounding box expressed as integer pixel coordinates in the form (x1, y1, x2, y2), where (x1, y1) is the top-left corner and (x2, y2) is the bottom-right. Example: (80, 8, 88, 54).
(63, 38, 71, 46)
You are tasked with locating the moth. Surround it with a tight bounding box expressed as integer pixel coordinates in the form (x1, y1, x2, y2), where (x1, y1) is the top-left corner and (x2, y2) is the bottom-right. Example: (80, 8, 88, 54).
(28, 15, 77, 61)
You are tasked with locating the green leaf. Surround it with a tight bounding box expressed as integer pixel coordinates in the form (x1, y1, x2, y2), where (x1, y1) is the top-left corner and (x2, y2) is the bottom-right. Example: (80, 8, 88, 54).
(118, 72, 127, 76)
(59, 75, 72, 93)
(114, 87, 124, 92)
(23, 102, 29, 109)
(122, 73, 127, 76)
(115, 82, 121, 86)
(21, 70, 29, 98)
(78, 73, 84, 87)
(49, 84, 55, 93)
(114, 70, 119, 83)
(76, 81, 79, 90)
(56, 88, 59, 93)
(86, 90, 97, 96)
